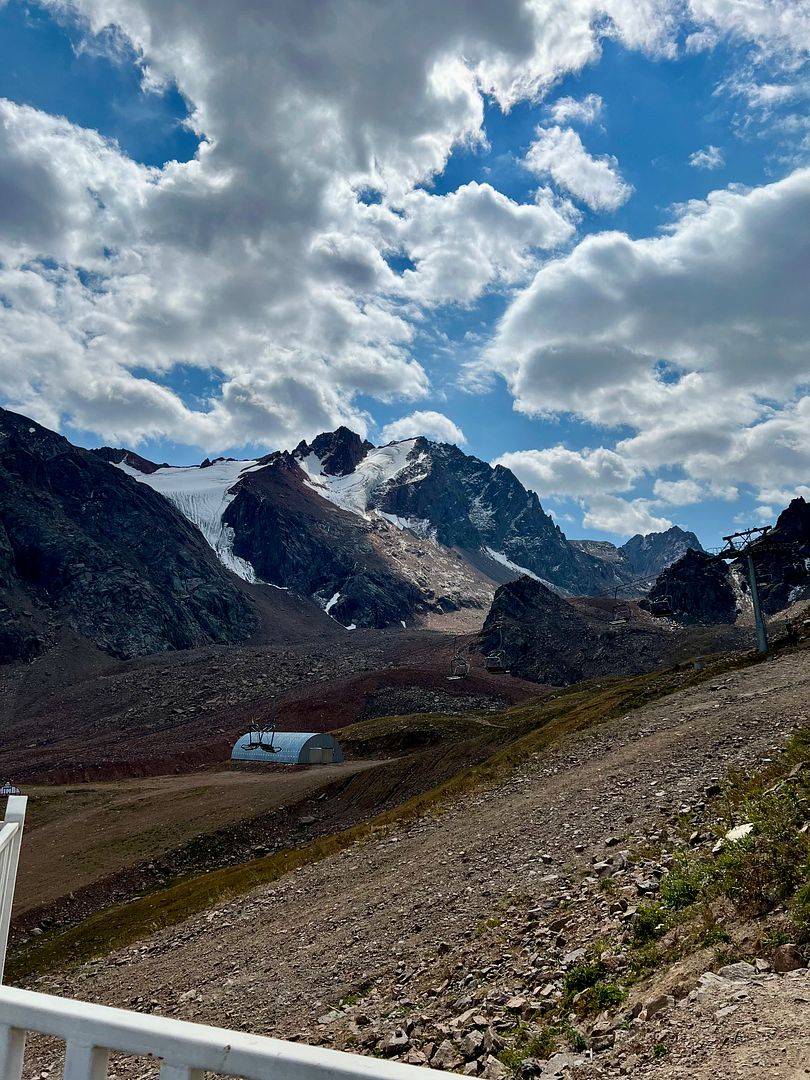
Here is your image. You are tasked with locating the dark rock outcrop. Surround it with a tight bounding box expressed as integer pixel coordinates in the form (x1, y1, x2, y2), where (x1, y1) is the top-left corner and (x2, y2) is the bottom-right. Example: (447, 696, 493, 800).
(642, 550, 738, 624)
(480, 576, 669, 685)
(294, 427, 374, 477)
(89, 446, 167, 474)
(0, 408, 256, 662)
(751, 498, 810, 613)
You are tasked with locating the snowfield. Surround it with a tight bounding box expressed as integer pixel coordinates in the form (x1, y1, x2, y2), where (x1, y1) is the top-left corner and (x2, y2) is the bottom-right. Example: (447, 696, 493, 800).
(297, 440, 423, 518)
(115, 459, 261, 582)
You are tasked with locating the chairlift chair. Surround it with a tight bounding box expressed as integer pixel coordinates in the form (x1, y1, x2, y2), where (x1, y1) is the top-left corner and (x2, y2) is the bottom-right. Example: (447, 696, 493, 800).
(484, 629, 509, 674)
(648, 595, 673, 616)
(448, 653, 470, 680)
(609, 599, 632, 628)
(241, 727, 281, 753)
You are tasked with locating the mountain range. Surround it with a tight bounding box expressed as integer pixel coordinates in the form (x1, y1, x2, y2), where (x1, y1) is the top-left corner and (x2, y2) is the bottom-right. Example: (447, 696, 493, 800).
(1, 407, 706, 662)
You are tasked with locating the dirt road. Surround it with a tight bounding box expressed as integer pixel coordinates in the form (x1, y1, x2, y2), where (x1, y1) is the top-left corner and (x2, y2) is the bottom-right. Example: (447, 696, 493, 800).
(19, 648, 810, 1077)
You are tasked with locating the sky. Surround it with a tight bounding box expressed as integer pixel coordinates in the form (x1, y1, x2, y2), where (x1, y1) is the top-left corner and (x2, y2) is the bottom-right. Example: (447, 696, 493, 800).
(1, 1, 809, 548)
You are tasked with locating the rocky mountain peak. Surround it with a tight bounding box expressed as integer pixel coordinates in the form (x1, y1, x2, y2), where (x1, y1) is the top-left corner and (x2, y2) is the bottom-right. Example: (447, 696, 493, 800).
(89, 446, 167, 475)
(294, 427, 374, 477)
(619, 525, 704, 580)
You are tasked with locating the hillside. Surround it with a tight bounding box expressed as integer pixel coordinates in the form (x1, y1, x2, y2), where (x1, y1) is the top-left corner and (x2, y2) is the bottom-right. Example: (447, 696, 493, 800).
(17, 646, 810, 1079)
(0, 407, 257, 663)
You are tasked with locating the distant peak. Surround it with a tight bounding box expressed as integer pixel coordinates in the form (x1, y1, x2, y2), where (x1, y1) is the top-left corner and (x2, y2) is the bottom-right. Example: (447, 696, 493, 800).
(294, 427, 374, 476)
(90, 447, 167, 475)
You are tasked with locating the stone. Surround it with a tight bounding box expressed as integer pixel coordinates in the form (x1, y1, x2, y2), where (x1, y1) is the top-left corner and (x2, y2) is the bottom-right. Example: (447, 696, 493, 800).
(772, 944, 806, 973)
(431, 1039, 463, 1070)
(724, 823, 754, 843)
(404, 1050, 428, 1066)
(641, 994, 674, 1021)
(461, 1030, 486, 1060)
(480, 1054, 509, 1079)
(317, 1010, 345, 1025)
(714, 1004, 740, 1019)
(506, 996, 527, 1011)
(379, 1029, 410, 1056)
(717, 961, 757, 981)
(592, 1032, 615, 1051)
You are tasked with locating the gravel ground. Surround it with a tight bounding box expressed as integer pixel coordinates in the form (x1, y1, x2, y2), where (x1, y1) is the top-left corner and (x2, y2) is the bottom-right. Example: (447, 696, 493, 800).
(18, 648, 810, 1078)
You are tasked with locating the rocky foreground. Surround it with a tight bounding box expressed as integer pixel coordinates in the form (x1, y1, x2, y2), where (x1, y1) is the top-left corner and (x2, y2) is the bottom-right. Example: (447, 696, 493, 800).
(20, 648, 810, 1078)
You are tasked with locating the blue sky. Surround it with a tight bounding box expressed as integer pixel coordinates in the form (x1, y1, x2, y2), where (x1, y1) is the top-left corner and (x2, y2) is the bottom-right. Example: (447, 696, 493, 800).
(1, 0, 809, 548)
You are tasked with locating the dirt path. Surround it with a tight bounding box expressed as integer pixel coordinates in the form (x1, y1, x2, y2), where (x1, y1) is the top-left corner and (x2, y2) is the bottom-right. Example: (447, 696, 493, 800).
(16, 761, 382, 912)
(20, 649, 810, 1077)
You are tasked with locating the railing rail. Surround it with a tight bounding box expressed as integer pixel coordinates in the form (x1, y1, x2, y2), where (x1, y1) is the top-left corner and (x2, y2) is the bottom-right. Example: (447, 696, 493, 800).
(0, 795, 26, 984)
(0, 984, 445, 1080)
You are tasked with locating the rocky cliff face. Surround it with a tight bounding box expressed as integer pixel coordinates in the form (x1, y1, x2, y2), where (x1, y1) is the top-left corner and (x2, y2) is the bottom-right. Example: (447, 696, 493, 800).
(621, 526, 704, 579)
(224, 452, 421, 628)
(751, 498, 810, 614)
(479, 576, 673, 685)
(0, 408, 256, 663)
(367, 439, 618, 594)
(642, 549, 738, 624)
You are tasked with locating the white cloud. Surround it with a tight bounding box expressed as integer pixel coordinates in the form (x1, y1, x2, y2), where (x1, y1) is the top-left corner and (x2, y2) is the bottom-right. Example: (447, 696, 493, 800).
(582, 495, 673, 536)
(380, 410, 467, 445)
(689, 144, 725, 169)
(546, 93, 603, 126)
(378, 182, 575, 305)
(524, 126, 632, 212)
(652, 478, 705, 505)
(1, 0, 809, 465)
(495, 445, 639, 497)
(485, 168, 810, 505)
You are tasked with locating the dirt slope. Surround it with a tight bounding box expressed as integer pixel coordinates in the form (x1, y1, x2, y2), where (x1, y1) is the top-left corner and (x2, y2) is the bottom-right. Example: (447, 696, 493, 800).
(17, 648, 810, 1077)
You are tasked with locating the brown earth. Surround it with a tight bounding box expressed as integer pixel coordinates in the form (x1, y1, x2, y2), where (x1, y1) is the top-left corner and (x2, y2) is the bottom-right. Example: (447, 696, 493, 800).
(0, 628, 541, 782)
(13, 762, 383, 915)
(16, 646, 810, 1078)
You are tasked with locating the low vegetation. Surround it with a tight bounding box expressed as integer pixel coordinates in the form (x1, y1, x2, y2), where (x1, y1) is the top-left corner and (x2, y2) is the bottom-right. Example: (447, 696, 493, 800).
(629, 724, 810, 974)
(8, 649, 766, 983)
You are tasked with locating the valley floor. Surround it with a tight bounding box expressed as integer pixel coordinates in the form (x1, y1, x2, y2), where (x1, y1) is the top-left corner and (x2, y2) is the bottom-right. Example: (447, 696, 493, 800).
(16, 647, 810, 1078)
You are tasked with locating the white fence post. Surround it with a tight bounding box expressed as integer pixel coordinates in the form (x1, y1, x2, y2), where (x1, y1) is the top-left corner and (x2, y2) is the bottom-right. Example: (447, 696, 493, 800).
(0, 795, 27, 984)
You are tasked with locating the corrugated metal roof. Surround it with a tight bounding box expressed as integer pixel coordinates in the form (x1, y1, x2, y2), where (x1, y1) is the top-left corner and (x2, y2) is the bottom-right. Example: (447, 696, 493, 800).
(231, 731, 343, 765)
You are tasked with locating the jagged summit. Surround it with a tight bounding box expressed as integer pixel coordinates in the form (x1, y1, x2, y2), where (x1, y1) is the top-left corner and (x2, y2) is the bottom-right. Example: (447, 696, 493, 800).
(293, 426, 375, 477)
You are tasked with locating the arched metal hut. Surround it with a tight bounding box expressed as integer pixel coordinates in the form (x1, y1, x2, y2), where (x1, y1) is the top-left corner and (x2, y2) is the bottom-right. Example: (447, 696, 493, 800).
(231, 731, 344, 766)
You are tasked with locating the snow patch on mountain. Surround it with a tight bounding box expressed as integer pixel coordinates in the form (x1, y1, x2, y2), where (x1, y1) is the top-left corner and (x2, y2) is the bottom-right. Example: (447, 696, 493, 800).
(117, 459, 261, 583)
(374, 510, 437, 541)
(298, 440, 422, 518)
(484, 547, 565, 595)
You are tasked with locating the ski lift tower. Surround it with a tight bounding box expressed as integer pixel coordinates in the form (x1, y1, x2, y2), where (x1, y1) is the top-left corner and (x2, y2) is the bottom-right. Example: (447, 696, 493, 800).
(715, 526, 785, 655)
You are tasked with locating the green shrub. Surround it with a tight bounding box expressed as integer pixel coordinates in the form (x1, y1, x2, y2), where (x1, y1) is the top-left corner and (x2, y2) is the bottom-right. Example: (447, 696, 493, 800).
(660, 855, 709, 910)
(632, 902, 670, 944)
(563, 960, 604, 995)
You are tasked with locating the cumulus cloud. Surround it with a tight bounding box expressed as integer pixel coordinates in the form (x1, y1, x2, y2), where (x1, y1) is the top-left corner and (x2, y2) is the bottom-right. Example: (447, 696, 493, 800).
(494, 446, 639, 498)
(546, 93, 603, 126)
(582, 495, 673, 536)
(689, 144, 725, 169)
(652, 478, 704, 505)
(485, 168, 810, 505)
(524, 126, 632, 212)
(1, 0, 809, 478)
(380, 410, 466, 445)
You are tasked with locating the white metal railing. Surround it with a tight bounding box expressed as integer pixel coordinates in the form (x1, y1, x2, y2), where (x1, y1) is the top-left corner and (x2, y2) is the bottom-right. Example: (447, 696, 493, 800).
(0, 795, 26, 984)
(0, 985, 445, 1080)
